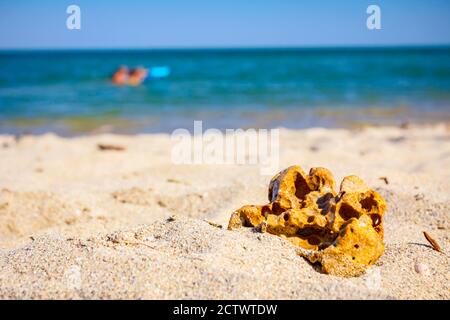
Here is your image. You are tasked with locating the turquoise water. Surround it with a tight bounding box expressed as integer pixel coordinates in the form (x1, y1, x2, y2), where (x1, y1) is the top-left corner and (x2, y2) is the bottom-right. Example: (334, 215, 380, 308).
(0, 47, 449, 134)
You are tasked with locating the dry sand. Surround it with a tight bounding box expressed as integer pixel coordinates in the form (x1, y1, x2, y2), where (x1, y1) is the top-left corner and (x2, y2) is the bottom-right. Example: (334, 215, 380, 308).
(0, 124, 448, 299)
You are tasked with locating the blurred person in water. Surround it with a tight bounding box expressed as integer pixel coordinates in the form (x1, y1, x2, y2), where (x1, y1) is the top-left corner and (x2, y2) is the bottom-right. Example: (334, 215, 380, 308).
(128, 67, 148, 86)
(111, 66, 129, 85)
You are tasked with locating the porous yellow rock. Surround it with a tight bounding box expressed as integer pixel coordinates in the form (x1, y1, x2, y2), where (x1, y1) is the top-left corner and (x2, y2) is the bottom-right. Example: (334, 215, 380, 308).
(228, 165, 386, 277)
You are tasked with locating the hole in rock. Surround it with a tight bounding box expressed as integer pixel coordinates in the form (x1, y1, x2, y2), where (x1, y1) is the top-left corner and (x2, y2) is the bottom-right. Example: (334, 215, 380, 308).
(261, 205, 271, 217)
(271, 202, 283, 215)
(297, 228, 315, 237)
(294, 173, 311, 200)
(360, 195, 377, 211)
(339, 203, 360, 221)
(308, 237, 321, 245)
(371, 214, 381, 227)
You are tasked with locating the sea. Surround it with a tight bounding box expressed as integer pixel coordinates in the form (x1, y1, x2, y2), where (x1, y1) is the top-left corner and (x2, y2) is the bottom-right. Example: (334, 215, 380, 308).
(0, 47, 449, 135)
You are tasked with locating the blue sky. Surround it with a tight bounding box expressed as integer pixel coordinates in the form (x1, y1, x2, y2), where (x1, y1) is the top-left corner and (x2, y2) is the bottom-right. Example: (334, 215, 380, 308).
(1, 0, 449, 49)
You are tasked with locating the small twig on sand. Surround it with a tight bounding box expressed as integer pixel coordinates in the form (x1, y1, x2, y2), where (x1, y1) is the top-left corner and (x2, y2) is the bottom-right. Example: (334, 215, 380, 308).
(97, 143, 126, 151)
(423, 231, 441, 252)
(166, 215, 177, 222)
(204, 219, 223, 229)
(379, 176, 389, 185)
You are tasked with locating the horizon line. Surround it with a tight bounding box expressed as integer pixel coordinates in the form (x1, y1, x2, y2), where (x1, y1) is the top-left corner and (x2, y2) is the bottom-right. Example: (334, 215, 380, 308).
(1, 43, 450, 52)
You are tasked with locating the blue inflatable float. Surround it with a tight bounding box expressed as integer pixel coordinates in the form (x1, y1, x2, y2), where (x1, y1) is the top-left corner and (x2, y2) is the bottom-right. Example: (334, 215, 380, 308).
(149, 66, 171, 78)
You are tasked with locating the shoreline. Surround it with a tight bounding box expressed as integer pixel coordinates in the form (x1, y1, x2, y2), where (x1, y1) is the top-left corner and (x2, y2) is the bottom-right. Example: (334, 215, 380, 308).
(0, 124, 448, 299)
(1, 110, 449, 137)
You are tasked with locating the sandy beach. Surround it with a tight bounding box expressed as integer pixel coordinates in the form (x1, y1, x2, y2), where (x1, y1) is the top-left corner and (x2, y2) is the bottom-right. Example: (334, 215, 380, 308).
(0, 124, 448, 299)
